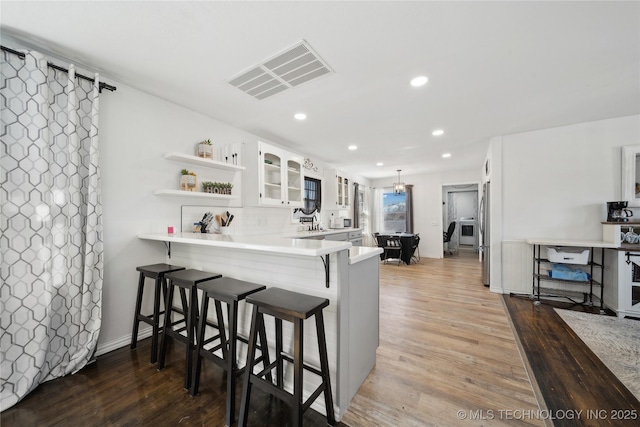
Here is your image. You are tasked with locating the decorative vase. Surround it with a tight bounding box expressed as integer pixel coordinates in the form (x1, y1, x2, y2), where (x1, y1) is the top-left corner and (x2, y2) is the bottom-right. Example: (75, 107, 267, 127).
(196, 143, 213, 159)
(180, 175, 197, 191)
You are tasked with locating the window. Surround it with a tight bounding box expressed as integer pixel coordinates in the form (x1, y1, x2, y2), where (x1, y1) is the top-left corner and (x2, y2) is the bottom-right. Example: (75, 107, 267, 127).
(358, 188, 366, 228)
(293, 177, 321, 221)
(381, 191, 406, 233)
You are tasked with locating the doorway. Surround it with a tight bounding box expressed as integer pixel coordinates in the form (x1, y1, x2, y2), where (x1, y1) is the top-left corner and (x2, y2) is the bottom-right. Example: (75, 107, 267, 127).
(442, 183, 479, 255)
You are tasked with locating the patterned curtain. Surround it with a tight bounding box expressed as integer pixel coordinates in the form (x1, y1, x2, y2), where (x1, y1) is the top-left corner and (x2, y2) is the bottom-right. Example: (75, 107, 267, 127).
(405, 184, 413, 233)
(1, 50, 103, 409)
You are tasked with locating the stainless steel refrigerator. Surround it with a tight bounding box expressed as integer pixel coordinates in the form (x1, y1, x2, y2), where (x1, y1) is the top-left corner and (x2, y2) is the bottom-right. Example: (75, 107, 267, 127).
(480, 182, 490, 286)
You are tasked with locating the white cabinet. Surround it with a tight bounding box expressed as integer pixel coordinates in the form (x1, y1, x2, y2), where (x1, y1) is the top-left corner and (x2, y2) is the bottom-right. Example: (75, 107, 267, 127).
(243, 140, 304, 207)
(155, 152, 245, 202)
(349, 230, 363, 246)
(325, 232, 348, 242)
(613, 249, 640, 318)
(603, 222, 640, 317)
(324, 169, 350, 209)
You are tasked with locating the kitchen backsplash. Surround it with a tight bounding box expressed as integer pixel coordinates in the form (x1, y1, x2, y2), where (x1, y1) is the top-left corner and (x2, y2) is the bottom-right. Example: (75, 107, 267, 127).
(180, 205, 300, 236)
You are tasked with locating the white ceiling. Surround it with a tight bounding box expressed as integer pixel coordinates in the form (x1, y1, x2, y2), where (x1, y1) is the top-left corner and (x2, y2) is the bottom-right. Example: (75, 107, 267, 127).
(2, 1, 639, 179)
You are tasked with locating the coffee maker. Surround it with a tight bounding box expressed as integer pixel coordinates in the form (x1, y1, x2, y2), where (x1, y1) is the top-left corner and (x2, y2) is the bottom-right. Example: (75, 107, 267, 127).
(607, 201, 634, 222)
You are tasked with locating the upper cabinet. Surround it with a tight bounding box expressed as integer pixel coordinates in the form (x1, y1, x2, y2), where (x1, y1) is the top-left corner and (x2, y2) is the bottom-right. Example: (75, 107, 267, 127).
(243, 140, 304, 208)
(324, 169, 350, 209)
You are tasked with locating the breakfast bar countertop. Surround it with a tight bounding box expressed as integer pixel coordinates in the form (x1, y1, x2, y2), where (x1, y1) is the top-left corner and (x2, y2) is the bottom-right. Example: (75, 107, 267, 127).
(138, 232, 351, 257)
(348, 246, 383, 264)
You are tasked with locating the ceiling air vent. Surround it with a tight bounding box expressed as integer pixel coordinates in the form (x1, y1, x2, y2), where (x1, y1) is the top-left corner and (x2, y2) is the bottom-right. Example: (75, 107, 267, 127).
(227, 40, 333, 100)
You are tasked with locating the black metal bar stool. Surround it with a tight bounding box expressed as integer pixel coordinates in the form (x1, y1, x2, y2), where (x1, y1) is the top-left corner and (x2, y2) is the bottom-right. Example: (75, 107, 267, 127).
(157, 269, 222, 390)
(191, 278, 271, 427)
(238, 287, 336, 427)
(130, 263, 185, 364)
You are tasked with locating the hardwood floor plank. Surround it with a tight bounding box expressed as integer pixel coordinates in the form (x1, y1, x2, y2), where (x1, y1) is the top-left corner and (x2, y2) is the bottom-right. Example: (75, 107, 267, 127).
(0, 334, 345, 427)
(342, 252, 542, 427)
(503, 296, 640, 427)
(6, 250, 633, 426)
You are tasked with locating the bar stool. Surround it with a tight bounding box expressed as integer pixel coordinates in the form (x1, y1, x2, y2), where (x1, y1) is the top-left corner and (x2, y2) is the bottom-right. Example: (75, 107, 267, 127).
(130, 263, 185, 364)
(157, 269, 222, 390)
(238, 287, 336, 427)
(191, 278, 271, 427)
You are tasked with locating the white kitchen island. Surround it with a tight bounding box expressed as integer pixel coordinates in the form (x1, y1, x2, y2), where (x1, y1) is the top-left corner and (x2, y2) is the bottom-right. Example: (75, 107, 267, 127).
(138, 232, 382, 421)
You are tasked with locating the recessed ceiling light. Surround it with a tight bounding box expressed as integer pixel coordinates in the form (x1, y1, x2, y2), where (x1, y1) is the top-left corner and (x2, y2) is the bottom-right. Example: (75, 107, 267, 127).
(410, 76, 428, 87)
(348, 145, 358, 151)
(432, 129, 444, 136)
(442, 153, 451, 158)
(376, 162, 384, 166)
(294, 113, 307, 120)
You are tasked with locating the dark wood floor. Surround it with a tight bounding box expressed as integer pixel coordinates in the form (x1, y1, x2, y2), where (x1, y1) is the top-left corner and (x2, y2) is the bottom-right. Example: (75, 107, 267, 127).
(4, 256, 640, 426)
(504, 295, 640, 427)
(0, 337, 344, 427)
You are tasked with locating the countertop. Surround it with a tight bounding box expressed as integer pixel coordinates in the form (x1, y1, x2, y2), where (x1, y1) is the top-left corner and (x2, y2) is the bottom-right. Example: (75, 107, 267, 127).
(138, 230, 382, 264)
(525, 238, 619, 248)
(285, 227, 363, 238)
(139, 232, 351, 257)
(348, 246, 383, 264)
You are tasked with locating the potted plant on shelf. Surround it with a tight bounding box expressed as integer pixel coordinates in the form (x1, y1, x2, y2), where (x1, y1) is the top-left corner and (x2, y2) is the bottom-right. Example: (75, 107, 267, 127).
(221, 182, 233, 195)
(180, 169, 197, 191)
(202, 181, 214, 193)
(196, 139, 213, 159)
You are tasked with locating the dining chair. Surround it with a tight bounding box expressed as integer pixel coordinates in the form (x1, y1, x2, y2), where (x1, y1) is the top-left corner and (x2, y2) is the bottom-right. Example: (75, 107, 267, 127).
(383, 235, 403, 265)
(443, 221, 456, 255)
(411, 234, 420, 263)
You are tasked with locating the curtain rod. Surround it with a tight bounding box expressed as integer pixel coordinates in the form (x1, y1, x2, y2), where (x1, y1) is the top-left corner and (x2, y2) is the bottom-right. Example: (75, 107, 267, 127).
(1, 45, 116, 93)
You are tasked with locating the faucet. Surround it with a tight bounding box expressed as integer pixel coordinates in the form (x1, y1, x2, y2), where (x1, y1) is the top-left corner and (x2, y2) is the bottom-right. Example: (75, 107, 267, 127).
(307, 217, 318, 231)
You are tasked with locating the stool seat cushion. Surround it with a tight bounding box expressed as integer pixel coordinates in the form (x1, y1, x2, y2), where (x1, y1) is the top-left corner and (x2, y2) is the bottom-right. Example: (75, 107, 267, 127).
(136, 263, 185, 279)
(246, 288, 329, 320)
(197, 278, 266, 301)
(165, 269, 222, 286)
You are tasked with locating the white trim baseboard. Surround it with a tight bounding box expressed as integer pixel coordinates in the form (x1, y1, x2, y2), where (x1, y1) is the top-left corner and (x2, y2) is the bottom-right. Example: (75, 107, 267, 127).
(96, 327, 153, 357)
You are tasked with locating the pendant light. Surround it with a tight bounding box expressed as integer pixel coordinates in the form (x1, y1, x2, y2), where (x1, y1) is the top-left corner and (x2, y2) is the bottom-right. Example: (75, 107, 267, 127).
(393, 169, 405, 194)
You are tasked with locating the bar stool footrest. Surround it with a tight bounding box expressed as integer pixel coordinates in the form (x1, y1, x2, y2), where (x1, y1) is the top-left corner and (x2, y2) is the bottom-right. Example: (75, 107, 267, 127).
(249, 374, 291, 403)
(302, 384, 326, 412)
(279, 352, 324, 377)
(255, 359, 279, 378)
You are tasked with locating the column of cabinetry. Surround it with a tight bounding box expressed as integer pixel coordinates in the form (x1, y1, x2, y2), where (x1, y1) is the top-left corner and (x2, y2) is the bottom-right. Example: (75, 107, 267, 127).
(155, 152, 245, 201)
(243, 140, 304, 208)
(324, 169, 350, 209)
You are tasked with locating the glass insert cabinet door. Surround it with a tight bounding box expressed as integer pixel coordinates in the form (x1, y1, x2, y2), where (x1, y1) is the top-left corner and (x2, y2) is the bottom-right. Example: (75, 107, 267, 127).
(258, 142, 304, 208)
(261, 151, 283, 205)
(286, 159, 302, 205)
(334, 174, 349, 208)
(343, 177, 349, 206)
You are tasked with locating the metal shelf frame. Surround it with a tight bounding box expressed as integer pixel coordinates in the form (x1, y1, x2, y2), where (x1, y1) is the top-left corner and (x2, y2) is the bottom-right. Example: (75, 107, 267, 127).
(531, 244, 606, 313)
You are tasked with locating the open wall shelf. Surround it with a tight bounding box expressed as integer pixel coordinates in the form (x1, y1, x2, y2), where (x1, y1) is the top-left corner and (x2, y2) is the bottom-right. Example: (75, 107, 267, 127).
(164, 152, 245, 171)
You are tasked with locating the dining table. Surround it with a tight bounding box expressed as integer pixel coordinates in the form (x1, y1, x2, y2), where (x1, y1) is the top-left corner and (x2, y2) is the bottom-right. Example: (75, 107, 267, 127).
(376, 232, 418, 265)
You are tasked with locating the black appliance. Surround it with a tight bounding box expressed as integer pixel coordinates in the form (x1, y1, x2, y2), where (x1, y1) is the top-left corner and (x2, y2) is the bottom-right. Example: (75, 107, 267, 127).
(607, 201, 633, 222)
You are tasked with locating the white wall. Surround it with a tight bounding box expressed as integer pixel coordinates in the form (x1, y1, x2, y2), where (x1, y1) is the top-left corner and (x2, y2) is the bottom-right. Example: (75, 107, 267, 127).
(371, 169, 481, 259)
(98, 83, 259, 351)
(98, 82, 367, 353)
(502, 118, 638, 240)
(490, 114, 640, 294)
